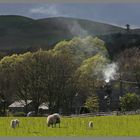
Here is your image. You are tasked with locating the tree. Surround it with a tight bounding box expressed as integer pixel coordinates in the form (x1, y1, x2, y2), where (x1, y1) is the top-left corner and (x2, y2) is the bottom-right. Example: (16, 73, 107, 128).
(0, 52, 35, 114)
(0, 49, 78, 115)
(120, 93, 140, 111)
(125, 24, 130, 31)
(75, 54, 110, 98)
(14, 52, 33, 114)
(50, 36, 110, 113)
(51, 36, 109, 66)
(0, 36, 111, 115)
(116, 47, 140, 93)
(40, 51, 77, 114)
(16, 50, 77, 114)
(84, 95, 99, 113)
(0, 54, 22, 105)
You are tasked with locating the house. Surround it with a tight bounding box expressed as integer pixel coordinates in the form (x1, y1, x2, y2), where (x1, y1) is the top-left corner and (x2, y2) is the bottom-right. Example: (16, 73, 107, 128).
(8, 100, 33, 113)
(38, 103, 49, 114)
(8, 100, 50, 115)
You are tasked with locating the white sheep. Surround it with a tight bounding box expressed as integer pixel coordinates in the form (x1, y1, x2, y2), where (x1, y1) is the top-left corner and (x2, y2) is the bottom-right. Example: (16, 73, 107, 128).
(88, 121, 93, 128)
(15, 119, 20, 127)
(10, 119, 20, 129)
(47, 113, 61, 128)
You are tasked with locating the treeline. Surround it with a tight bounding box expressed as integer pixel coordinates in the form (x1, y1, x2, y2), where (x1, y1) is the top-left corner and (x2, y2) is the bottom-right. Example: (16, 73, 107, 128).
(98, 33, 140, 59)
(0, 36, 139, 115)
(0, 36, 109, 115)
(0, 50, 79, 115)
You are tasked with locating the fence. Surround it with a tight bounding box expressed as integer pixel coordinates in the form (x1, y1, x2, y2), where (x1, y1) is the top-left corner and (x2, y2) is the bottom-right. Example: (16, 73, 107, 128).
(62, 110, 140, 118)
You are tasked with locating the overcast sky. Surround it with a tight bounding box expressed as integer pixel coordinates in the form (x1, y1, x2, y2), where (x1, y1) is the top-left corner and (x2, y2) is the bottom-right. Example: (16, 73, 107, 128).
(0, 3, 140, 28)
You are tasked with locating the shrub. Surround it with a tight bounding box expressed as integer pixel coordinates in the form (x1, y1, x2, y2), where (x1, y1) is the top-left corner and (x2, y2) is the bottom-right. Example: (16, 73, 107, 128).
(120, 93, 140, 111)
(13, 112, 26, 117)
(84, 95, 99, 113)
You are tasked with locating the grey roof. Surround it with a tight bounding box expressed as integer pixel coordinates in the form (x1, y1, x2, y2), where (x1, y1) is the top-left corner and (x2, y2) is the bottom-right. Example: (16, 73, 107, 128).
(38, 103, 49, 110)
(9, 100, 32, 108)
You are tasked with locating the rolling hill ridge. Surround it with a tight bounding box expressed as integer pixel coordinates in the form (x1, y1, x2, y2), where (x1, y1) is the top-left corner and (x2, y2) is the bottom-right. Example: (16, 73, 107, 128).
(0, 15, 140, 57)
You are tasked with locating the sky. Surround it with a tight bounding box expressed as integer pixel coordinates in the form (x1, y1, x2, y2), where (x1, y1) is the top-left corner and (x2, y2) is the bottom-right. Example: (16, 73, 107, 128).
(0, 3, 140, 28)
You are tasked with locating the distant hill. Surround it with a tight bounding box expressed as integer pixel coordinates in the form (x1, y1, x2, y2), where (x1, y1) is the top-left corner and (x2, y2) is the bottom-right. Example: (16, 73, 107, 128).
(37, 16, 125, 36)
(0, 15, 140, 57)
(0, 15, 49, 53)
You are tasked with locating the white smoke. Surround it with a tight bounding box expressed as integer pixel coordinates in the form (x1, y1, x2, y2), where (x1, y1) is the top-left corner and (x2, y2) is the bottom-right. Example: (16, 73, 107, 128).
(68, 21, 88, 37)
(103, 62, 118, 83)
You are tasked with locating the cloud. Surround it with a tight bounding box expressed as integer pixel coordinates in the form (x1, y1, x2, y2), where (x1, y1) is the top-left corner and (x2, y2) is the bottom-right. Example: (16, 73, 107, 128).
(29, 5, 59, 16)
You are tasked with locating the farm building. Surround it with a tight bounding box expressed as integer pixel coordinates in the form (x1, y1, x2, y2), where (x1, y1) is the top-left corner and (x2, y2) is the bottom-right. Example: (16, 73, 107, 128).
(8, 100, 49, 115)
(38, 103, 49, 114)
(8, 100, 33, 113)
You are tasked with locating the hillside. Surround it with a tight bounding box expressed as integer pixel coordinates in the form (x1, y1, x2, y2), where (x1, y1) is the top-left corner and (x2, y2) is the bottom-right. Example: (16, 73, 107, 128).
(0, 16, 123, 52)
(0, 15, 49, 53)
(0, 15, 140, 57)
(37, 16, 125, 37)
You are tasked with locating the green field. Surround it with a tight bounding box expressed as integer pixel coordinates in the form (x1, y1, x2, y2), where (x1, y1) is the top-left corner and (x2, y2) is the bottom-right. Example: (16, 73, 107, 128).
(1, 115, 140, 136)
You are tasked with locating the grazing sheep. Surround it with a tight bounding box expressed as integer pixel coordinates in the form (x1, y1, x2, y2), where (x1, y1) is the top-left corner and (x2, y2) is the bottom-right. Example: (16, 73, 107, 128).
(10, 120, 16, 129)
(88, 121, 93, 128)
(47, 113, 61, 128)
(15, 119, 20, 127)
(10, 119, 19, 129)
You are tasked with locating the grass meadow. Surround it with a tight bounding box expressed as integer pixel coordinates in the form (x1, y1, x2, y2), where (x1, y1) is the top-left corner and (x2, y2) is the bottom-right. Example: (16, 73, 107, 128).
(0, 115, 140, 136)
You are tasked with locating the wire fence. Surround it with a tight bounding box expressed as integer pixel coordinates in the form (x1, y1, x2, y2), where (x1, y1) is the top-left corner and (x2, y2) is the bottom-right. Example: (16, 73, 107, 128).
(62, 110, 140, 118)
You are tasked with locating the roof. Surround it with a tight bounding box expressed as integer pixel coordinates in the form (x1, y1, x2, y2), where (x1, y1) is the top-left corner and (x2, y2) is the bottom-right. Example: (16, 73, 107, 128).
(9, 100, 32, 108)
(38, 103, 49, 110)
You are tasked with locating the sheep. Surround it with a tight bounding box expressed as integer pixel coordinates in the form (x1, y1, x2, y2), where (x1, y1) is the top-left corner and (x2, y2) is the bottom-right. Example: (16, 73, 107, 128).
(10, 120, 16, 129)
(15, 119, 20, 127)
(47, 113, 61, 128)
(10, 119, 20, 129)
(88, 121, 93, 128)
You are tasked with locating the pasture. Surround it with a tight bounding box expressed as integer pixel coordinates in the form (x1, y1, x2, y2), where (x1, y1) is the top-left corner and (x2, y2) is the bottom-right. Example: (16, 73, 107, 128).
(0, 115, 140, 136)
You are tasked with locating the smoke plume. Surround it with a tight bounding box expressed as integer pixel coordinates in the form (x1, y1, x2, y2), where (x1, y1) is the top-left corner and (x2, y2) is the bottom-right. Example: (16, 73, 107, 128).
(103, 62, 118, 83)
(68, 21, 88, 37)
